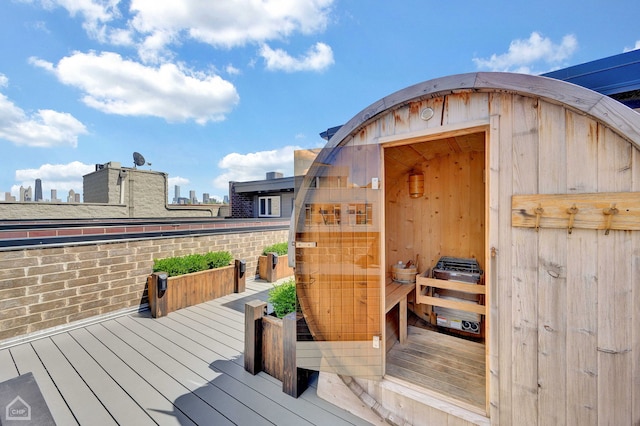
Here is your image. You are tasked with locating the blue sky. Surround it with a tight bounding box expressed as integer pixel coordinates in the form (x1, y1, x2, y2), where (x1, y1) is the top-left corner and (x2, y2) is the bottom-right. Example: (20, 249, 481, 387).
(1, 0, 639, 203)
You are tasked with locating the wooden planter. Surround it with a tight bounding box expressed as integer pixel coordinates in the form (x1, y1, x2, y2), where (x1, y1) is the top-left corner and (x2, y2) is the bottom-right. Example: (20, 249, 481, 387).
(244, 300, 311, 398)
(148, 259, 246, 318)
(258, 253, 294, 282)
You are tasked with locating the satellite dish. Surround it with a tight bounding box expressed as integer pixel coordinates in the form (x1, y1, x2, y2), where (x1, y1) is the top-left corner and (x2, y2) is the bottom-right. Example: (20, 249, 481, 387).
(133, 152, 146, 167)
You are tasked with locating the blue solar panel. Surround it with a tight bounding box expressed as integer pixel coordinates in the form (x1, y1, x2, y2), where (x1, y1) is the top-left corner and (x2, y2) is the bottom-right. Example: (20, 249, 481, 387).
(542, 49, 640, 96)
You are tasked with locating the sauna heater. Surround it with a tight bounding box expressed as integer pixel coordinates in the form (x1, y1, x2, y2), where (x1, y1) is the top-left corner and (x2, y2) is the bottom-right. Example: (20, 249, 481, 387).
(431, 257, 483, 334)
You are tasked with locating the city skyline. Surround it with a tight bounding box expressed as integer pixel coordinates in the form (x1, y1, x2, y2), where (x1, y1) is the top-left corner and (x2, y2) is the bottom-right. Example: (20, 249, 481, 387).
(1, 1, 639, 202)
(1, 179, 225, 205)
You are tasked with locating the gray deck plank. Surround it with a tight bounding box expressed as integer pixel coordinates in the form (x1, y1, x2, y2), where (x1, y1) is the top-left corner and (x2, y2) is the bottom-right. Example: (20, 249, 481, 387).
(0, 279, 372, 426)
(50, 332, 157, 426)
(0, 348, 18, 382)
(109, 316, 274, 426)
(175, 305, 245, 335)
(87, 322, 234, 426)
(96, 320, 241, 425)
(7, 343, 78, 426)
(137, 313, 372, 426)
(30, 338, 116, 425)
(147, 313, 243, 362)
(172, 308, 245, 343)
(125, 314, 318, 426)
(187, 304, 245, 331)
(133, 305, 370, 425)
(69, 327, 193, 426)
(167, 311, 244, 352)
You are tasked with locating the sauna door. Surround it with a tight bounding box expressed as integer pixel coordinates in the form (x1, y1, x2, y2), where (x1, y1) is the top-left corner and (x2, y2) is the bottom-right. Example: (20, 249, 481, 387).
(294, 145, 384, 379)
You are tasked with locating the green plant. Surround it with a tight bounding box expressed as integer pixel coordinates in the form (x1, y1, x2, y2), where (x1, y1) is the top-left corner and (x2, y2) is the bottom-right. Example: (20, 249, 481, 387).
(268, 278, 296, 318)
(262, 242, 288, 256)
(153, 251, 233, 277)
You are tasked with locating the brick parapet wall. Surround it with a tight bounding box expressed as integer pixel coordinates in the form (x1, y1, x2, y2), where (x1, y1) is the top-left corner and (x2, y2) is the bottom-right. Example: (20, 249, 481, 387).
(0, 228, 289, 344)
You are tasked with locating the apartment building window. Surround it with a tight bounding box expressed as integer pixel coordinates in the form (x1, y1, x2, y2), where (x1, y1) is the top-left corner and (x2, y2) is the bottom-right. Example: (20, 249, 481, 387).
(259, 196, 281, 217)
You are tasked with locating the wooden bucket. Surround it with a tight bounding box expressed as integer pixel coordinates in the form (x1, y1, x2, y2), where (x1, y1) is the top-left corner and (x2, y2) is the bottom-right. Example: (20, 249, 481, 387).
(391, 264, 417, 283)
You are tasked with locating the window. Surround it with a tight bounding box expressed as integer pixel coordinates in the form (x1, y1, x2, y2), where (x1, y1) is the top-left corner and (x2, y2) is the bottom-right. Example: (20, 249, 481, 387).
(259, 196, 281, 217)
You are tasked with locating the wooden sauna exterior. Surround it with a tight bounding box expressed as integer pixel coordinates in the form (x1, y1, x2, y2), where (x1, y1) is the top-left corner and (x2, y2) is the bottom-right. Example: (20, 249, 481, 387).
(293, 72, 640, 425)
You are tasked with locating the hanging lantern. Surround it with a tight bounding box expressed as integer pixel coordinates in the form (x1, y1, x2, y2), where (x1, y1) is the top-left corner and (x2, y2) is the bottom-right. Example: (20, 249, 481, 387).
(408, 172, 424, 198)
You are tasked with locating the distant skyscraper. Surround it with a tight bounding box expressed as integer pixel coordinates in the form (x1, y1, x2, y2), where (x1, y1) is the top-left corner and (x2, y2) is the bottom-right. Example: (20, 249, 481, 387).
(34, 179, 43, 202)
(67, 189, 76, 203)
(189, 190, 197, 204)
(4, 192, 15, 202)
(20, 186, 32, 202)
(50, 189, 60, 202)
(203, 193, 210, 203)
(173, 185, 180, 203)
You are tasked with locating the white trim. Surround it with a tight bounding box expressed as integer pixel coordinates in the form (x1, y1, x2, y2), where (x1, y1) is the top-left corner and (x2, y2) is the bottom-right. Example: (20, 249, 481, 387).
(258, 195, 281, 217)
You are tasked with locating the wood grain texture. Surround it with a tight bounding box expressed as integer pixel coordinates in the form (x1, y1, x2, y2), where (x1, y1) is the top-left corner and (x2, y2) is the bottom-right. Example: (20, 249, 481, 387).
(510, 94, 539, 426)
(565, 111, 598, 425)
(536, 101, 567, 426)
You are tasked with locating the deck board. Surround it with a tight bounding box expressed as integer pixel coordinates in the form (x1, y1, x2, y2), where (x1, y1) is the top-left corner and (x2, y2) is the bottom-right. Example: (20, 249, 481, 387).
(124, 314, 318, 426)
(9, 343, 78, 426)
(86, 321, 228, 425)
(0, 278, 371, 426)
(0, 348, 17, 382)
(69, 326, 191, 426)
(49, 332, 157, 426)
(112, 315, 275, 426)
(30, 337, 116, 425)
(387, 325, 486, 409)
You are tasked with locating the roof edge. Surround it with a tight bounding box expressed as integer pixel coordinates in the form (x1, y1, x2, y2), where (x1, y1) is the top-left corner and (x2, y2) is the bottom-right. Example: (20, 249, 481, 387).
(326, 72, 640, 151)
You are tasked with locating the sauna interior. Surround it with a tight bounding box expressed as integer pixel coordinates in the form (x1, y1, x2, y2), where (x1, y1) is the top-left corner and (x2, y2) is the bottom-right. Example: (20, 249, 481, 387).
(383, 129, 487, 410)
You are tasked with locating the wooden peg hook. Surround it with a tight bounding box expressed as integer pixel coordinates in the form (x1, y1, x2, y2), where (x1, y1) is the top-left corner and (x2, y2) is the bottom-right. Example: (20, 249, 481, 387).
(603, 204, 619, 235)
(566, 204, 578, 234)
(534, 205, 544, 232)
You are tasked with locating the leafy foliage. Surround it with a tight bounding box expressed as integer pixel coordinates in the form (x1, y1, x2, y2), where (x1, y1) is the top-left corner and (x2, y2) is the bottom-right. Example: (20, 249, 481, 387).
(268, 278, 296, 318)
(153, 251, 233, 277)
(262, 242, 288, 256)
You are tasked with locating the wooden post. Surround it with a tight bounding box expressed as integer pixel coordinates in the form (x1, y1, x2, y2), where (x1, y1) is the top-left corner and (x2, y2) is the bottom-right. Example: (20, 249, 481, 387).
(266, 252, 278, 282)
(282, 312, 310, 398)
(244, 300, 266, 375)
(235, 259, 246, 293)
(148, 272, 168, 318)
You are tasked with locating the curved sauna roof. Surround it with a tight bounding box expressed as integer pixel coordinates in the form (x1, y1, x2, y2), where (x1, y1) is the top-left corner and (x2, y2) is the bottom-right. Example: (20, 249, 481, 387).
(324, 72, 640, 152)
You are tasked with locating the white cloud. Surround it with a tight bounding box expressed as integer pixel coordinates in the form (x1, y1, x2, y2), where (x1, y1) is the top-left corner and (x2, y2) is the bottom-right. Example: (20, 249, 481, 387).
(473, 32, 578, 74)
(0, 74, 88, 147)
(623, 40, 640, 53)
(12, 161, 94, 198)
(26, 0, 337, 72)
(129, 0, 333, 51)
(23, 0, 122, 42)
(225, 64, 241, 76)
(260, 42, 334, 72)
(213, 145, 302, 189)
(31, 51, 240, 124)
(168, 176, 189, 188)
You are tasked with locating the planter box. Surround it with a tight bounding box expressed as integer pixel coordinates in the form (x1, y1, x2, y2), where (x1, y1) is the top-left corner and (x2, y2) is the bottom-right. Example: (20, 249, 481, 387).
(244, 300, 311, 398)
(148, 260, 245, 318)
(258, 253, 294, 282)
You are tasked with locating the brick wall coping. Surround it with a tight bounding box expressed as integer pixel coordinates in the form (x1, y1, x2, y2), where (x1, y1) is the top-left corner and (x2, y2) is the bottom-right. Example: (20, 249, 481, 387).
(0, 218, 289, 250)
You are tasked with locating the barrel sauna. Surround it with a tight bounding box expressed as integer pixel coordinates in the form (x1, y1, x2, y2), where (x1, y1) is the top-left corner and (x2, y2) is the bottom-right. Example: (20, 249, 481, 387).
(293, 72, 640, 425)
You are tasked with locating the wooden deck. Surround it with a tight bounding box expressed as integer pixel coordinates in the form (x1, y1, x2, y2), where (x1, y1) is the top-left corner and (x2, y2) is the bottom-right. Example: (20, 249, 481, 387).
(386, 325, 486, 411)
(0, 280, 372, 426)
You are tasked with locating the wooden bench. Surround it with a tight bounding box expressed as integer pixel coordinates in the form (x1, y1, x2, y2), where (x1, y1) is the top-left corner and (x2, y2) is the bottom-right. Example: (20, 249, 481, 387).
(385, 281, 415, 344)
